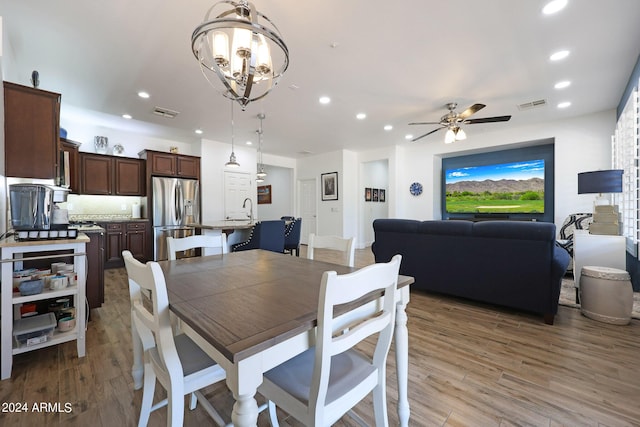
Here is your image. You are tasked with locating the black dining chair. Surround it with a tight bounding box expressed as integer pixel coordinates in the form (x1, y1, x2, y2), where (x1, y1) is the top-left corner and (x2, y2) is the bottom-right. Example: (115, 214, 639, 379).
(283, 218, 302, 256)
(231, 220, 285, 253)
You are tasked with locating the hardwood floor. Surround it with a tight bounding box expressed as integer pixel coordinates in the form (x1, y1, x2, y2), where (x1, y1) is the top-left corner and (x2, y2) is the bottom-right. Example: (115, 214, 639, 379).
(1, 247, 640, 426)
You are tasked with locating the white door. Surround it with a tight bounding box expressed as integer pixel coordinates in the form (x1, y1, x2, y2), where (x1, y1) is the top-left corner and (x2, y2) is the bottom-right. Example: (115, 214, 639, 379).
(299, 178, 317, 244)
(224, 171, 252, 220)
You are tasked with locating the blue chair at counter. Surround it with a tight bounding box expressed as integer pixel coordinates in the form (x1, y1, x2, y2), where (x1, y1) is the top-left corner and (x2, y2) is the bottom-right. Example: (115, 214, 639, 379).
(231, 220, 285, 253)
(283, 218, 302, 256)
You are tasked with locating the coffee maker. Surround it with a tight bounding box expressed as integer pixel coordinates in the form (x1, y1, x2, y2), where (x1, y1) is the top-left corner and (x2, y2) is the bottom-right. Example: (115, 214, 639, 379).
(9, 184, 71, 239)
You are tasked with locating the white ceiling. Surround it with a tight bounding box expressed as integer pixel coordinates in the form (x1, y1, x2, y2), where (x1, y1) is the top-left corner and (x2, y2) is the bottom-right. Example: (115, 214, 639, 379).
(2, 0, 640, 158)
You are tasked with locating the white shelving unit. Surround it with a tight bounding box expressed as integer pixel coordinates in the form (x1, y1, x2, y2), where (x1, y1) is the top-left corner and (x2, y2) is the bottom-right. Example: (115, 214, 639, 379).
(1, 235, 89, 380)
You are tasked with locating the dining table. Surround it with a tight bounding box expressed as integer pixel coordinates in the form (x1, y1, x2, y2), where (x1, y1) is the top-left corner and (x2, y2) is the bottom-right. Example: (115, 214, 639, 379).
(130, 249, 413, 427)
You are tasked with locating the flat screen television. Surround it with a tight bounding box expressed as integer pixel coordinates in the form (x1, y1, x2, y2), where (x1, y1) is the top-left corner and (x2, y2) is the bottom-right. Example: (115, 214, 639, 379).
(445, 159, 545, 214)
(441, 141, 554, 222)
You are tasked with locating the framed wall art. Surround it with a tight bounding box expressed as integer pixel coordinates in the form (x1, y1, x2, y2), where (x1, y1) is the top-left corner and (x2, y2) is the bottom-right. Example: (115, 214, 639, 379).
(321, 172, 338, 201)
(379, 189, 386, 202)
(365, 187, 372, 201)
(372, 188, 379, 202)
(257, 184, 272, 204)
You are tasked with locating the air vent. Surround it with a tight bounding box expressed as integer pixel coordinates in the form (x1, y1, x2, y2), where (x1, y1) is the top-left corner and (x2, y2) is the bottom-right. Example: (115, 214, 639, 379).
(517, 99, 547, 111)
(152, 107, 179, 118)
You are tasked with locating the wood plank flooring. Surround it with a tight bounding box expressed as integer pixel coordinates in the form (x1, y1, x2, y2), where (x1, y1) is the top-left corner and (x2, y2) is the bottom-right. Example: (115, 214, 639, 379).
(1, 247, 640, 426)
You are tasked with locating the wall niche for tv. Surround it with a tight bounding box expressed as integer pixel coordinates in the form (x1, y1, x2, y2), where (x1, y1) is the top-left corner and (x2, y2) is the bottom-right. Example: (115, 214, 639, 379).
(441, 140, 554, 222)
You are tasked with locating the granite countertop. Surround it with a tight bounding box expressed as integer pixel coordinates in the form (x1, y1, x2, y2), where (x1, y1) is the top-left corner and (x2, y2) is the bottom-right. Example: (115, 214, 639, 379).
(190, 221, 255, 230)
(69, 215, 148, 223)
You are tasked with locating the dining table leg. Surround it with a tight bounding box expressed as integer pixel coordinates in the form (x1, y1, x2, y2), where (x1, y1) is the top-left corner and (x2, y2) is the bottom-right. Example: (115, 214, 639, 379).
(228, 358, 262, 427)
(395, 289, 411, 427)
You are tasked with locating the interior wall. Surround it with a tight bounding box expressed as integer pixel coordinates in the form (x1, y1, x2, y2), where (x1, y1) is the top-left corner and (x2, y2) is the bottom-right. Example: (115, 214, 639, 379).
(0, 17, 5, 234)
(255, 164, 293, 220)
(394, 110, 615, 229)
(359, 159, 389, 247)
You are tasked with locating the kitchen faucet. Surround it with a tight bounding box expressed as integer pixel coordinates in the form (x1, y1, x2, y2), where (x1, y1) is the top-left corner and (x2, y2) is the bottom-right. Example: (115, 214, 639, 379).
(242, 197, 253, 223)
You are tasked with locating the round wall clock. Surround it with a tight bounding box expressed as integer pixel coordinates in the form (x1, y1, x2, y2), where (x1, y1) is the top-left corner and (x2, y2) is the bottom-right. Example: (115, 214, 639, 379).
(409, 182, 423, 196)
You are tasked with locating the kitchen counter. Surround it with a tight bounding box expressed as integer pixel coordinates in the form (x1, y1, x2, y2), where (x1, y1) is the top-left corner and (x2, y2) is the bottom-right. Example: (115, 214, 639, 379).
(0, 233, 90, 248)
(190, 220, 255, 230)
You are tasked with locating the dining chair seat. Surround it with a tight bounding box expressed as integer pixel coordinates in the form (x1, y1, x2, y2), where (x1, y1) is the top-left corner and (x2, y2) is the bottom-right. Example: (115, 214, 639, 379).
(258, 254, 402, 426)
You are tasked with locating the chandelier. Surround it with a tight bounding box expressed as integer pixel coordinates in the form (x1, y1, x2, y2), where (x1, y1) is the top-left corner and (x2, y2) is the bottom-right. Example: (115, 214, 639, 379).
(191, 0, 289, 109)
(256, 113, 267, 182)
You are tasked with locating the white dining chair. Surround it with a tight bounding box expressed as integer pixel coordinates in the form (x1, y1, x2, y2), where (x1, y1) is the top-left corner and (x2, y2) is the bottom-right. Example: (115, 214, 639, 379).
(258, 254, 402, 426)
(166, 233, 227, 260)
(307, 233, 356, 267)
(123, 250, 228, 427)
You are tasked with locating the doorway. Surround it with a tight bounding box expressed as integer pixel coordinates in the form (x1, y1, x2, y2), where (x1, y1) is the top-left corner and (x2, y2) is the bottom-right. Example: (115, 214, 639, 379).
(298, 178, 317, 245)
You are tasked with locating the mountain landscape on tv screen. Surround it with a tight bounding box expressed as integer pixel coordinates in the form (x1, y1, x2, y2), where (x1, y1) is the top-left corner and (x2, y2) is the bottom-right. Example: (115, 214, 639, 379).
(445, 159, 545, 214)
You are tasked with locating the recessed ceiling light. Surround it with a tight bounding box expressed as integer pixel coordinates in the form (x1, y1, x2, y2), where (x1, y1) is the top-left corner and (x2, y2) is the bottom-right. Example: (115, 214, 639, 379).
(246, 141, 253, 145)
(122, 114, 132, 119)
(137, 91, 150, 99)
(384, 125, 393, 131)
(557, 101, 571, 109)
(550, 50, 570, 61)
(356, 113, 366, 120)
(554, 80, 571, 89)
(542, 0, 567, 15)
(319, 96, 331, 105)
(195, 129, 203, 135)
(405, 134, 413, 140)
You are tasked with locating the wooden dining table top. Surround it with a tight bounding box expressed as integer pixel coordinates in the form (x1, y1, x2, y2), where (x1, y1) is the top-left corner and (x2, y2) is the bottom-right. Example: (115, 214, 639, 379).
(158, 249, 413, 364)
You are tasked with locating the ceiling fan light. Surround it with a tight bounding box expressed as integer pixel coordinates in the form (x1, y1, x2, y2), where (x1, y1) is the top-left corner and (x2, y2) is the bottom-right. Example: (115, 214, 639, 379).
(455, 127, 467, 141)
(444, 128, 456, 144)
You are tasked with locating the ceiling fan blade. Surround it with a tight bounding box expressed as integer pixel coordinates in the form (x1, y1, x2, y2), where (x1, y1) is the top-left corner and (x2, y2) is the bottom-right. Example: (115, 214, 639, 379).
(408, 121, 442, 125)
(458, 103, 486, 119)
(464, 115, 511, 124)
(411, 127, 444, 142)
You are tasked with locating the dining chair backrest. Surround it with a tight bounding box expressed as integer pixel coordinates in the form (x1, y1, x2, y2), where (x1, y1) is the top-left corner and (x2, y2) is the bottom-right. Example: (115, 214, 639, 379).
(307, 233, 355, 267)
(124, 251, 182, 388)
(283, 218, 302, 256)
(166, 234, 227, 260)
(231, 220, 285, 253)
(259, 254, 402, 426)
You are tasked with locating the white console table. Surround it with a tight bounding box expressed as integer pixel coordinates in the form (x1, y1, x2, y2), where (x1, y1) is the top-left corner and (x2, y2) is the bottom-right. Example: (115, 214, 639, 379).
(573, 230, 626, 298)
(1, 235, 88, 380)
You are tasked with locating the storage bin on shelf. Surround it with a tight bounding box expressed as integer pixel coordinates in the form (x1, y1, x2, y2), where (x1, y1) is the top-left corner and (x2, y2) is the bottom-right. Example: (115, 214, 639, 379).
(13, 313, 56, 348)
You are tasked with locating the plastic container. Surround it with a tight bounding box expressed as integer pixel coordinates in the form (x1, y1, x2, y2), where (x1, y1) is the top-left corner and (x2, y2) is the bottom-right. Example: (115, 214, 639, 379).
(13, 313, 56, 347)
(18, 279, 44, 296)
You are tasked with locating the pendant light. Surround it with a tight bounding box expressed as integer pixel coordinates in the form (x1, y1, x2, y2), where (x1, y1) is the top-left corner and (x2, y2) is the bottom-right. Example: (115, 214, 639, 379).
(256, 113, 267, 181)
(225, 101, 240, 168)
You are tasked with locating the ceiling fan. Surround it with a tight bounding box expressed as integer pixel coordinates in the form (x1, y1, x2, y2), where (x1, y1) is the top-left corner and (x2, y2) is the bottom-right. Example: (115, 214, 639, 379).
(409, 102, 511, 143)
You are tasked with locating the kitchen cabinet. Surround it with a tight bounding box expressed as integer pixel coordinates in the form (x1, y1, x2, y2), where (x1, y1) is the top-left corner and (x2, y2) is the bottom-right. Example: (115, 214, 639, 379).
(3, 81, 61, 179)
(0, 236, 88, 379)
(139, 150, 200, 179)
(80, 153, 145, 196)
(84, 229, 105, 309)
(60, 138, 80, 192)
(100, 221, 150, 269)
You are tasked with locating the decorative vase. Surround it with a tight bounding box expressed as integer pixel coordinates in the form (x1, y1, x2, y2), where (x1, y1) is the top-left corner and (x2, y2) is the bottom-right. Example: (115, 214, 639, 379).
(94, 136, 109, 154)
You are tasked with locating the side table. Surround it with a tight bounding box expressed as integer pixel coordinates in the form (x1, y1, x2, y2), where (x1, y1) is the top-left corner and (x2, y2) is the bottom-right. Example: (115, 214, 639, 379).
(573, 230, 626, 303)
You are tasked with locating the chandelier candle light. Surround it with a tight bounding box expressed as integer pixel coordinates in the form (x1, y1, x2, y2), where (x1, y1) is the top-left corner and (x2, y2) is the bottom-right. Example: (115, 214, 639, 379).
(192, 0, 289, 109)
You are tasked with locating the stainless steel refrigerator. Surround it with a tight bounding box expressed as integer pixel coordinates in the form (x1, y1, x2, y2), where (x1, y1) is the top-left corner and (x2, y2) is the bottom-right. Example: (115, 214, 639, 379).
(152, 176, 200, 261)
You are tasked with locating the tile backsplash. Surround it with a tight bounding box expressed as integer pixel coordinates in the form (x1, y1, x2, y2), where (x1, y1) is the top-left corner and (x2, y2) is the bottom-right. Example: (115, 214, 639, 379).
(60, 195, 144, 219)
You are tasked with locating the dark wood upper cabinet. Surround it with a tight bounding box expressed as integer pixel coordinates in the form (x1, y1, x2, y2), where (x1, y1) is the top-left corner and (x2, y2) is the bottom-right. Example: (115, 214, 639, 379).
(176, 155, 199, 178)
(4, 81, 61, 179)
(80, 154, 113, 195)
(80, 153, 145, 196)
(115, 158, 145, 195)
(139, 150, 200, 179)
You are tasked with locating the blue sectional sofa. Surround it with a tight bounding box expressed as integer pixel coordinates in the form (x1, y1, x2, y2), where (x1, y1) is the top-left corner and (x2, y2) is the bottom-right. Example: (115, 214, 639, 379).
(372, 219, 571, 324)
